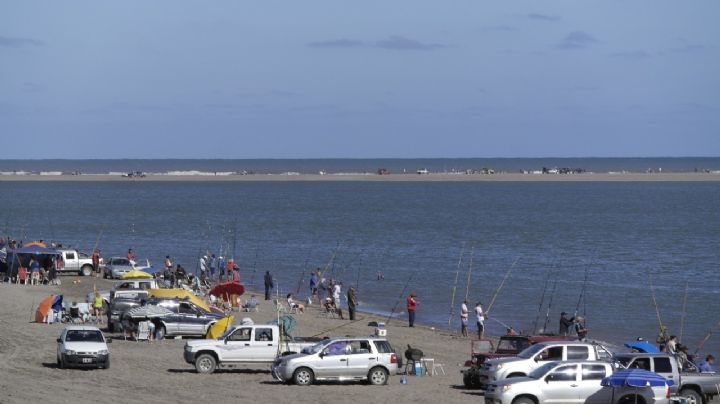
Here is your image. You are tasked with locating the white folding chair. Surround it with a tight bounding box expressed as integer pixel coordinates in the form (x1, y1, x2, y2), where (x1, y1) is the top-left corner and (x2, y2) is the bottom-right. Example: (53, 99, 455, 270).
(136, 321, 151, 342)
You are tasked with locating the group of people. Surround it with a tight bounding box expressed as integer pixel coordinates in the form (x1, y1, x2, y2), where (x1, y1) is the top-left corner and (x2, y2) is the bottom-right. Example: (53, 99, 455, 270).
(9, 256, 62, 285)
(458, 299, 485, 337)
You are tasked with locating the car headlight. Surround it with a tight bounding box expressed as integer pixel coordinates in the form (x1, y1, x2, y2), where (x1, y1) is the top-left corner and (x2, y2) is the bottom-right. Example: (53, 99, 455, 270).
(495, 363, 504, 370)
(65, 350, 76, 355)
(98, 349, 109, 355)
(502, 384, 512, 392)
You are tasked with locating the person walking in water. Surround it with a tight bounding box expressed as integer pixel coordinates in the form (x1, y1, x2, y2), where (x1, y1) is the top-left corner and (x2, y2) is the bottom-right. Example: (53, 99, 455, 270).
(559, 312, 574, 336)
(475, 301, 485, 339)
(406, 292, 418, 327)
(460, 299, 469, 337)
(347, 286, 357, 320)
(264, 271, 274, 300)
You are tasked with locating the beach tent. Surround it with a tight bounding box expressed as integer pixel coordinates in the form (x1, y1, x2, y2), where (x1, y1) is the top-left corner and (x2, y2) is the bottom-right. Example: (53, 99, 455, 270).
(35, 294, 62, 323)
(148, 288, 210, 312)
(206, 315, 234, 339)
(13, 245, 60, 256)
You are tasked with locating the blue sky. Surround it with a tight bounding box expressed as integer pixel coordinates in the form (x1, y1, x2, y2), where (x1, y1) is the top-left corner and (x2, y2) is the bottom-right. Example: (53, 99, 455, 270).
(1, 1, 718, 158)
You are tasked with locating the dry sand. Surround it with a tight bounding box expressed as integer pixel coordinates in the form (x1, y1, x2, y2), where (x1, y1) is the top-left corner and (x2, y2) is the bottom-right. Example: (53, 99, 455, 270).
(0, 277, 477, 404)
(1, 172, 719, 182)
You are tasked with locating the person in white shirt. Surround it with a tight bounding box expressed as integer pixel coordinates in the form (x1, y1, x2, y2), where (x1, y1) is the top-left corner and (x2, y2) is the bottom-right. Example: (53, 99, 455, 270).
(460, 300, 469, 337)
(475, 301, 485, 339)
(332, 282, 342, 305)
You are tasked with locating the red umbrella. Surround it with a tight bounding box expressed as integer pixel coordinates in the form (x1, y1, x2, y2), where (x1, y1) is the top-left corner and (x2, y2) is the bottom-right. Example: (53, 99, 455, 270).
(209, 281, 245, 301)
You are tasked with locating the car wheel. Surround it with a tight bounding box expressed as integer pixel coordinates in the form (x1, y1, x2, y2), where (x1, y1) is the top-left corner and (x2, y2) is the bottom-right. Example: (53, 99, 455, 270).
(512, 397, 537, 404)
(57, 356, 64, 369)
(368, 366, 389, 385)
(195, 354, 217, 374)
(618, 395, 646, 404)
(107, 319, 115, 333)
(293, 367, 314, 386)
(81, 265, 93, 277)
(101, 358, 110, 370)
(463, 371, 480, 389)
(680, 389, 703, 404)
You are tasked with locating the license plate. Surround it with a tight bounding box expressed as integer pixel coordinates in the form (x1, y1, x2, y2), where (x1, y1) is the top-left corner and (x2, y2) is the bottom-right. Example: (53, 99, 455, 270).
(82, 358, 93, 364)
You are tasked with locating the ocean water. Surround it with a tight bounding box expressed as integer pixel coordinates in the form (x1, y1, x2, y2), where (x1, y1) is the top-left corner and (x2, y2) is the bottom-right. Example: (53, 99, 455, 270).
(0, 157, 719, 174)
(1, 180, 718, 356)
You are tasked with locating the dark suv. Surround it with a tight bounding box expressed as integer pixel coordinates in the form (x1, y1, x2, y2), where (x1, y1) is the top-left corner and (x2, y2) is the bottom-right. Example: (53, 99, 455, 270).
(145, 297, 223, 339)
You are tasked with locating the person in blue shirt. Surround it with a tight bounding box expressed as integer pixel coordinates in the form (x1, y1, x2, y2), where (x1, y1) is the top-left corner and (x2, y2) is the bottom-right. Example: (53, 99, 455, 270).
(698, 355, 715, 372)
(309, 270, 320, 302)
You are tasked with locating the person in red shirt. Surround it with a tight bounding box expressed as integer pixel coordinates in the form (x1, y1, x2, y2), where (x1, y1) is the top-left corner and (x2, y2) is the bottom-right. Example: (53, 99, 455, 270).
(91, 249, 101, 276)
(406, 292, 418, 327)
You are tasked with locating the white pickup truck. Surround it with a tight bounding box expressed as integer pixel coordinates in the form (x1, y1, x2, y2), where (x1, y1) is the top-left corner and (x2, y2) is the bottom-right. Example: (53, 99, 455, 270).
(479, 341, 614, 389)
(183, 324, 319, 374)
(57, 249, 96, 276)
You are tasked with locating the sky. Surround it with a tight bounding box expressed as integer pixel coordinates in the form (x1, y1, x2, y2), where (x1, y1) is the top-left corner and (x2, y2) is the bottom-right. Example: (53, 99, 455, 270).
(1, 1, 719, 158)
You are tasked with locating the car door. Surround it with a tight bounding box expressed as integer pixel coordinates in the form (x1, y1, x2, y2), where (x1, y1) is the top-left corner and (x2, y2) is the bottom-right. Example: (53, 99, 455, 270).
(534, 346, 565, 368)
(177, 302, 199, 334)
(542, 364, 581, 403)
(250, 327, 276, 361)
(315, 341, 350, 378)
(217, 327, 253, 361)
(579, 364, 612, 404)
(652, 356, 678, 390)
(345, 340, 376, 377)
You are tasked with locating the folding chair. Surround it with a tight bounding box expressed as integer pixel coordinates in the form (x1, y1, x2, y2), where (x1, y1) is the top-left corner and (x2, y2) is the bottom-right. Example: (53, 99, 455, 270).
(136, 321, 151, 342)
(274, 299, 287, 313)
(17, 267, 28, 285)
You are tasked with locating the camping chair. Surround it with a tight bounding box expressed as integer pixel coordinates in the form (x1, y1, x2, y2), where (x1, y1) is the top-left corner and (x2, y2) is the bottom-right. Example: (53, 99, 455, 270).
(320, 300, 337, 319)
(136, 321, 151, 342)
(17, 267, 28, 285)
(288, 302, 299, 315)
(69, 307, 83, 324)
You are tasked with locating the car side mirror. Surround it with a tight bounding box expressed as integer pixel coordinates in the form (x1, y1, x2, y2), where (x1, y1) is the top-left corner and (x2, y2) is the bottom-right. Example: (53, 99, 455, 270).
(545, 376, 551, 383)
(56, 338, 62, 343)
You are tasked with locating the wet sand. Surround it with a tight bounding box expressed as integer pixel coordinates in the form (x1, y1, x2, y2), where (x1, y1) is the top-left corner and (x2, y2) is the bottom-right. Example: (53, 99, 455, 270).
(0, 277, 476, 404)
(1, 172, 719, 182)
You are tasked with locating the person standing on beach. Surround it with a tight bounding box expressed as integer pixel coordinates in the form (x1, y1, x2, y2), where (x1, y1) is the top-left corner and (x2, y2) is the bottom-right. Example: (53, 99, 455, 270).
(332, 281, 342, 305)
(209, 254, 217, 280)
(406, 293, 418, 327)
(347, 286, 357, 320)
(264, 271, 274, 300)
(460, 300, 469, 337)
(91, 249, 101, 277)
(559, 312, 574, 336)
(127, 248, 135, 264)
(475, 301, 485, 339)
(310, 270, 320, 303)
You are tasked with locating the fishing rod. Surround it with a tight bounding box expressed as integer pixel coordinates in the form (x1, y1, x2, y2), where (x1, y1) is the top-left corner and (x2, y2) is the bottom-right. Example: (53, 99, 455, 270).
(464, 246, 475, 302)
(486, 256, 521, 315)
(386, 272, 416, 324)
(575, 251, 595, 314)
(648, 273, 664, 331)
(542, 267, 560, 332)
(295, 258, 309, 295)
(354, 256, 362, 291)
(694, 320, 720, 355)
(533, 257, 556, 333)
(679, 280, 688, 342)
(447, 242, 466, 329)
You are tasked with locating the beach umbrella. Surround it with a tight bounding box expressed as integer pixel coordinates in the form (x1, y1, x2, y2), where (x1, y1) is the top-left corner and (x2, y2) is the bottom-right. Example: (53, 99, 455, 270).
(209, 281, 245, 300)
(623, 341, 660, 353)
(148, 288, 210, 313)
(206, 315, 234, 339)
(121, 270, 153, 280)
(601, 369, 674, 388)
(35, 294, 56, 323)
(125, 305, 173, 320)
(51, 295, 64, 313)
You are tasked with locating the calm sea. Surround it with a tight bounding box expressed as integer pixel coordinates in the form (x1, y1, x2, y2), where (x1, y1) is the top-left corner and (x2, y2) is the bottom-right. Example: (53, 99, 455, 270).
(1, 180, 718, 355)
(0, 157, 719, 174)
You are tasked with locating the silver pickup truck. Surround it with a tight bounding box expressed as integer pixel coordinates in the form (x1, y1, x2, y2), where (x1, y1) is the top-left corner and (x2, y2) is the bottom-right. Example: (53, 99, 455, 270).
(57, 249, 95, 276)
(615, 353, 720, 404)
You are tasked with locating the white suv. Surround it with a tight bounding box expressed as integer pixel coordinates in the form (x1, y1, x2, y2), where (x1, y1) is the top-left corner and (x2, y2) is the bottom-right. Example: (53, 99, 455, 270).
(272, 337, 399, 386)
(56, 325, 111, 369)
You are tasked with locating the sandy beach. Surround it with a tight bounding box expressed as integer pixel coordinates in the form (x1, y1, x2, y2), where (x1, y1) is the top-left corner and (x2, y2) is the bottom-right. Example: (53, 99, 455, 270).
(0, 278, 477, 404)
(1, 172, 719, 182)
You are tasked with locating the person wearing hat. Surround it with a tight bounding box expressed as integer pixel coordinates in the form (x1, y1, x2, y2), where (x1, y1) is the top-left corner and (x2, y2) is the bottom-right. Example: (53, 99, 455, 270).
(559, 312, 574, 336)
(406, 293, 418, 327)
(676, 344, 691, 370)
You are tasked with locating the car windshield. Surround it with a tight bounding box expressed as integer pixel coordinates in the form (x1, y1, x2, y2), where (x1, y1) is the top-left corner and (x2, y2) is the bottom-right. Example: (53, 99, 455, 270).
(65, 330, 104, 342)
(302, 340, 331, 355)
(497, 338, 530, 352)
(528, 362, 559, 379)
(517, 343, 546, 359)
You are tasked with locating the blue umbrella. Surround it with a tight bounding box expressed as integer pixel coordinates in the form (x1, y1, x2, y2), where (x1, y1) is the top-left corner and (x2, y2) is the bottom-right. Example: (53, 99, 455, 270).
(602, 369, 674, 388)
(624, 341, 660, 353)
(51, 295, 64, 313)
